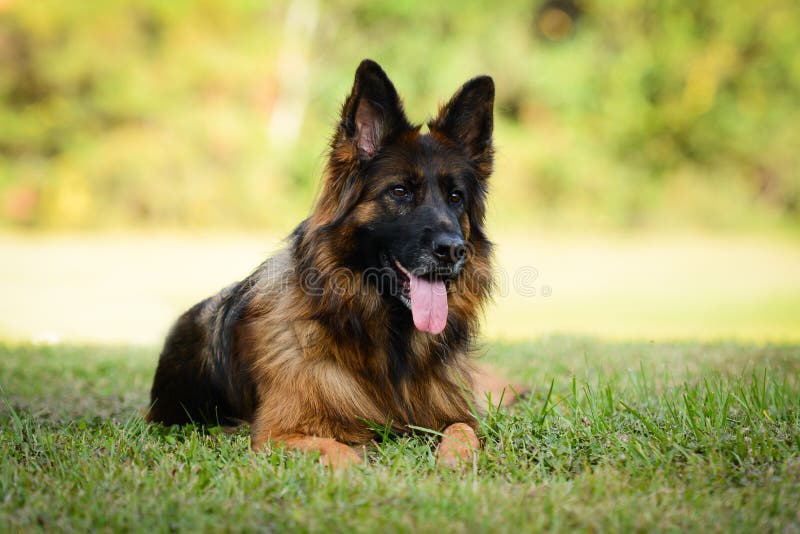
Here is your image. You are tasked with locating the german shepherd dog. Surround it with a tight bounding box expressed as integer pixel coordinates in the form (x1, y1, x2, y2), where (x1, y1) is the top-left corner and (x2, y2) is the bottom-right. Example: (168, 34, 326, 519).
(147, 59, 507, 467)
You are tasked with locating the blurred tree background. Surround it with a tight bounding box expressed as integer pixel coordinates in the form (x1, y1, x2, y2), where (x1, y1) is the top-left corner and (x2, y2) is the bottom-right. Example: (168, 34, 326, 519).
(1, 0, 799, 232)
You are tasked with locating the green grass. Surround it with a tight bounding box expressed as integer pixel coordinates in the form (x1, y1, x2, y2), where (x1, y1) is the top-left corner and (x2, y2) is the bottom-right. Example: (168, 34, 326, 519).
(2, 338, 799, 532)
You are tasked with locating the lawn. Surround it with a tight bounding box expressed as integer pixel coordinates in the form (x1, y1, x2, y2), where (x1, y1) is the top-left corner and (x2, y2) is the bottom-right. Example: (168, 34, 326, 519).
(2, 338, 799, 532)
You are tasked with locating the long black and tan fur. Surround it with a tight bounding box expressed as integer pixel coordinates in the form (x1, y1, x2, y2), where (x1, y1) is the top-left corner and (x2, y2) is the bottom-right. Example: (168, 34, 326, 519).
(147, 59, 509, 467)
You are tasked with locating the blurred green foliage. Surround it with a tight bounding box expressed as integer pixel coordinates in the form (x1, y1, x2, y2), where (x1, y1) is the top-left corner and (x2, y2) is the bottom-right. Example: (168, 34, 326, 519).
(1, 0, 799, 231)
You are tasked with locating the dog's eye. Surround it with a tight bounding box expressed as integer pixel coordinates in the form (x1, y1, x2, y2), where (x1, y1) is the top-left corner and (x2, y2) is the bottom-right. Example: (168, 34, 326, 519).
(448, 190, 464, 205)
(390, 185, 411, 200)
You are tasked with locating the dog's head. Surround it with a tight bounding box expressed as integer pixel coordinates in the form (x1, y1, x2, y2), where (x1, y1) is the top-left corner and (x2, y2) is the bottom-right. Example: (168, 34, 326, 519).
(303, 60, 494, 335)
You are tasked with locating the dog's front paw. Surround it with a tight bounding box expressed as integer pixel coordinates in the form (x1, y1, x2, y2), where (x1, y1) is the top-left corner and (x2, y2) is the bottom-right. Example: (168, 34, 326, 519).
(318, 442, 363, 470)
(436, 423, 480, 469)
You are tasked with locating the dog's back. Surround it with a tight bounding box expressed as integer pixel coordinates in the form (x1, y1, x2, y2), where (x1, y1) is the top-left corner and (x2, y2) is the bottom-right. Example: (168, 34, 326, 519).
(147, 251, 293, 426)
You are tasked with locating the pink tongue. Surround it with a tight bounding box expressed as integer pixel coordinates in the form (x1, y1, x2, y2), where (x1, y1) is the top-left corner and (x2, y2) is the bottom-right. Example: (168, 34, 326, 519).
(409, 274, 448, 334)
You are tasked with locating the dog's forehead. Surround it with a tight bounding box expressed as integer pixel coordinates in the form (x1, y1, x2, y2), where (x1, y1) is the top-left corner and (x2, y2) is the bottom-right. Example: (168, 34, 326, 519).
(381, 133, 472, 180)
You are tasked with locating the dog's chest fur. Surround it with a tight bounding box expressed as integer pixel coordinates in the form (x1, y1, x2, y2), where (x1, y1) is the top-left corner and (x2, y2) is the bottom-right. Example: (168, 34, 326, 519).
(234, 251, 475, 443)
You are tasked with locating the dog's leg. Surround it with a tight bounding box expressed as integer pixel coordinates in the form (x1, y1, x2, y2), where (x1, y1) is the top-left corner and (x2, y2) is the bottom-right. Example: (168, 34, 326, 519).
(436, 422, 480, 468)
(252, 432, 362, 469)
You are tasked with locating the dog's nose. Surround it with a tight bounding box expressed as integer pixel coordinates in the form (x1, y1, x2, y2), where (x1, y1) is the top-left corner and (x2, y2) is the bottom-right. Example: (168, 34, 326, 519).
(432, 234, 466, 264)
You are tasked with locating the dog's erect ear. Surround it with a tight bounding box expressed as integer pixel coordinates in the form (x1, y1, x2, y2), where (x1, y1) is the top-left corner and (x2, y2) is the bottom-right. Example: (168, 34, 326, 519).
(340, 59, 412, 159)
(429, 76, 494, 164)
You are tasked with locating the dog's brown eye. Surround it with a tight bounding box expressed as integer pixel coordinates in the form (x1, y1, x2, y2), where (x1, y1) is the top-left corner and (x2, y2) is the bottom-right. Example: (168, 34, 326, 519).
(390, 185, 410, 199)
(449, 190, 464, 205)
